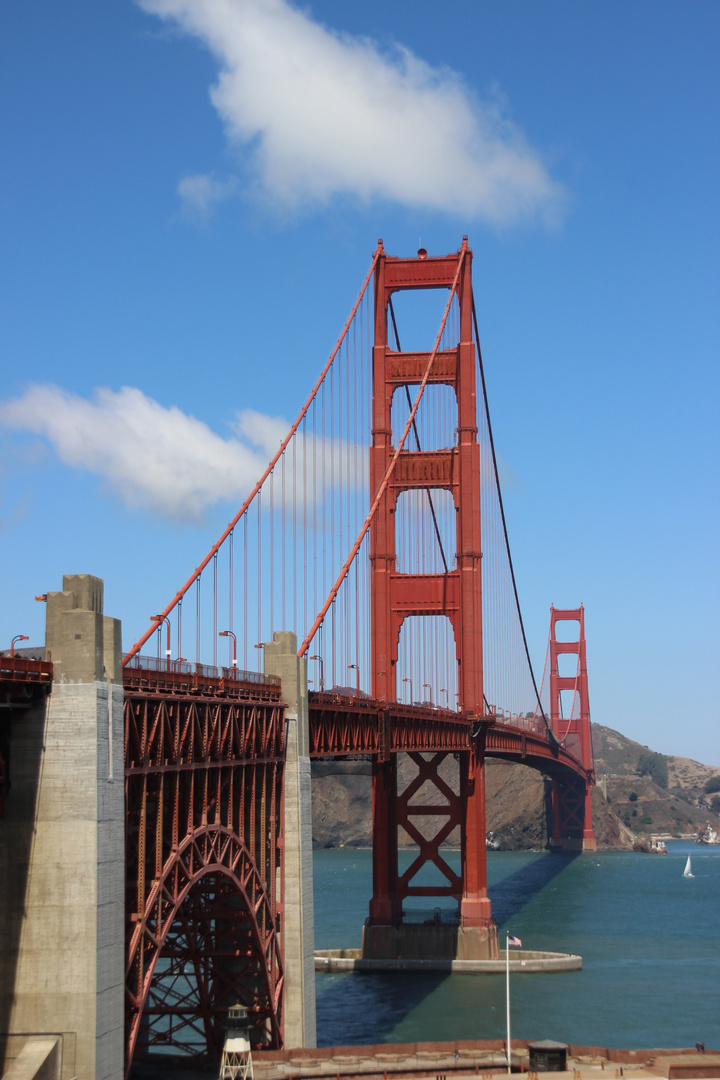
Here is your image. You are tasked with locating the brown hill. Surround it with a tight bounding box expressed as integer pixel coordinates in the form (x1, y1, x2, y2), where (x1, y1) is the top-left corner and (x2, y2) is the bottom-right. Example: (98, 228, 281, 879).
(591, 723, 720, 839)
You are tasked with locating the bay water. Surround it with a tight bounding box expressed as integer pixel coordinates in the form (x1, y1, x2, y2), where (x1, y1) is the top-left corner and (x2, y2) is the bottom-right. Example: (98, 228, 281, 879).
(313, 842, 719, 1051)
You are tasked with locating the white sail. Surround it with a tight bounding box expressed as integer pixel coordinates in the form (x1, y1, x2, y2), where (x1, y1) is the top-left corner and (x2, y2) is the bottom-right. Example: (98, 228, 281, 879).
(683, 856, 694, 878)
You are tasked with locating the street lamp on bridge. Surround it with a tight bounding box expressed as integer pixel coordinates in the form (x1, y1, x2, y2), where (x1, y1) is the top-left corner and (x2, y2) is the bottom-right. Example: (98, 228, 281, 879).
(348, 663, 360, 699)
(423, 682, 433, 705)
(10, 634, 28, 657)
(402, 677, 413, 705)
(440, 688, 448, 708)
(309, 654, 325, 692)
(151, 615, 171, 660)
(219, 630, 237, 667)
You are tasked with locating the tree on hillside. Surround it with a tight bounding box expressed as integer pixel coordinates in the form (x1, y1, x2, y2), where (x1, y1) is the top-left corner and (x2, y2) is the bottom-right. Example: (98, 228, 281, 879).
(636, 751, 668, 789)
(704, 776, 720, 795)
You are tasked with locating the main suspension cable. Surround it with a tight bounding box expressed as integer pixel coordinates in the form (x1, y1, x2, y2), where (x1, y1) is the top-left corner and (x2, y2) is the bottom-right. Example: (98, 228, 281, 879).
(472, 296, 547, 728)
(299, 249, 466, 656)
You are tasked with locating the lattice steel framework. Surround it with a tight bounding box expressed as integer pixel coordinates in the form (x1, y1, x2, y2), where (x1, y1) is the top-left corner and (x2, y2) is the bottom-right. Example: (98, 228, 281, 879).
(124, 662, 285, 1074)
(308, 694, 471, 757)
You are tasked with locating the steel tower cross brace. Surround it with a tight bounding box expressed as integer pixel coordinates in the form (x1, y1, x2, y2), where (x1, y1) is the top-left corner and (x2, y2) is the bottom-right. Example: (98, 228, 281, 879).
(368, 240, 492, 930)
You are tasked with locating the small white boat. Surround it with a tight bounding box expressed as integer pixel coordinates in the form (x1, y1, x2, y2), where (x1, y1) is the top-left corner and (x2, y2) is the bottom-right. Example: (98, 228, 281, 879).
(683, 855, 694, 878)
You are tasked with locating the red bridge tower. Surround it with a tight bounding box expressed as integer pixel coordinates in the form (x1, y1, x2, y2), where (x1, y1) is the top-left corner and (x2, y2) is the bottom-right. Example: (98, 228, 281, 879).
(365, 239, 497, 959)
(549, 605, 597, 851)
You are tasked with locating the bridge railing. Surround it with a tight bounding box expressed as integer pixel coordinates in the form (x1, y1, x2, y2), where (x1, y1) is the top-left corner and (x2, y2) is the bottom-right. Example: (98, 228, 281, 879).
(309, 689, 473, 724)
(486, 705, 548, 734)
(123, 654, 281, 700)
(0, 653, 53, 684)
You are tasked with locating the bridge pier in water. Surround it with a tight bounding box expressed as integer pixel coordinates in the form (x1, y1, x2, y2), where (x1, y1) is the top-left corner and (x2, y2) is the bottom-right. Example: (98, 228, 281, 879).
(363, 738, 498, 962)
(551, 774, 596, 853)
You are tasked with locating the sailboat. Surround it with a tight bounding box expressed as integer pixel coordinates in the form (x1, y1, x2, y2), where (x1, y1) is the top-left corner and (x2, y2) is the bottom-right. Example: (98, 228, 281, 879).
(683, 856, 694, 878)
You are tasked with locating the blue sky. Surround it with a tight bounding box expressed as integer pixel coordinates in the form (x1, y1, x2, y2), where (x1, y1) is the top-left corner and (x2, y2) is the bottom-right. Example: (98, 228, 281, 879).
(1, 0, 718, 763)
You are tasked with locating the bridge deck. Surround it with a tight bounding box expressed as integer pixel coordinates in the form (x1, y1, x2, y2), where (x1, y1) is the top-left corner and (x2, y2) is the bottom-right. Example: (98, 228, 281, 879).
(0, 653, 53, 686)
(123, 655, 281, 701)
(308, 691, 589, 777)
(119, 663, 589, 779)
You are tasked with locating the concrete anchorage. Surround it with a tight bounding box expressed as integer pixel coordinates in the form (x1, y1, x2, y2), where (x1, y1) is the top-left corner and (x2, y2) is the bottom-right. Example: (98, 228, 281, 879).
(0, 575, 125, 1080)
(263, 632, 317, 1050)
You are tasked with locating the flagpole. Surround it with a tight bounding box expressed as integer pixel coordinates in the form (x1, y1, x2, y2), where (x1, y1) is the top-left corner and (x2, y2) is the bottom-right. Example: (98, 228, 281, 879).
(506, 930, 511, 1074)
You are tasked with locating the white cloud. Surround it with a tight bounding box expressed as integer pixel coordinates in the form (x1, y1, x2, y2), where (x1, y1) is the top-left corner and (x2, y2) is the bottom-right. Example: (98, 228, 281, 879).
(0, 385, 288, 521)
(0, 385, 368, 522)
(139, 0, 566, 225)
(177, 172, 237, 218)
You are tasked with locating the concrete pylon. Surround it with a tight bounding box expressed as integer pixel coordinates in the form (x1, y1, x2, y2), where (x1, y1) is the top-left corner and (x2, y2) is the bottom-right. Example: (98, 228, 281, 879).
(0, 575, 124, 1080)
(263, 632, 316, 1049)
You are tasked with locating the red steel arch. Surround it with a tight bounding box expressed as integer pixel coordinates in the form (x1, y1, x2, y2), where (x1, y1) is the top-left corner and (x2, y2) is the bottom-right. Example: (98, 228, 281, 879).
(123, 662, 285, 1075)
(125, 824, 283, 1071)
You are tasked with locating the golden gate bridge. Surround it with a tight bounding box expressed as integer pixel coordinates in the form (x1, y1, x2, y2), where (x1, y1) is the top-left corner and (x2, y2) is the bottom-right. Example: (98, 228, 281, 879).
(1, 239, 595, 1077)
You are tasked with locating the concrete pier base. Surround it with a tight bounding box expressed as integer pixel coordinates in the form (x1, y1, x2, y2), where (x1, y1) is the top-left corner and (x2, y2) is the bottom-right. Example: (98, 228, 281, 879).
(316, 946, 582, 973)
(264, 632, 316, 1050)
(362, 921, 499, 962)
(0, 575, 124, 1080)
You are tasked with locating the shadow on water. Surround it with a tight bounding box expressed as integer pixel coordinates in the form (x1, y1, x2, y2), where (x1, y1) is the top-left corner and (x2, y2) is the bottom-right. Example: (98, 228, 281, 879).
(316, 852, 577, 1046)
(316, 970, 449, 1047)
(490, 852, 578, 929)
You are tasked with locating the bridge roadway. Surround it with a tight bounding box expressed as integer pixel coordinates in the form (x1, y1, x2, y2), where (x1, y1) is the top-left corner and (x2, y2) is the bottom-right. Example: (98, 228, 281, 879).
(309, 689, 590, 779)
(120, 657, 591, 780)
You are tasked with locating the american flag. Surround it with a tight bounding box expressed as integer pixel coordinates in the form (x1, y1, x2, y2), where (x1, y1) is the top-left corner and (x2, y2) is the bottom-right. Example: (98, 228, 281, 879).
(507, 935, 522, 947)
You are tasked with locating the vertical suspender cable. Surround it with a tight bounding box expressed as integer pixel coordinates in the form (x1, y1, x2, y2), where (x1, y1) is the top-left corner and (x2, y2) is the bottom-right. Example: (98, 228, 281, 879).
(229, 530, 233, 652)
(270, 468, 275, 637)
(257, 491, 262, 664)
(213, 553, 218, 667)
(303, 416, 308, 637)
(292, 435, 297, 633)
(124, 251, 379, 666)
(281, 452, 286, 630)
(196, 577, 201, 664)
(243, 512, 248, 669)
(300, 250, 466, 657)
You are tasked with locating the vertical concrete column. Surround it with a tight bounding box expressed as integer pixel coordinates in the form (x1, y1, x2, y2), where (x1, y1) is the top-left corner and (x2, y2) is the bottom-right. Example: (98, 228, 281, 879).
(0, 575, 124, 1080)
(263, 631, 316, 1049)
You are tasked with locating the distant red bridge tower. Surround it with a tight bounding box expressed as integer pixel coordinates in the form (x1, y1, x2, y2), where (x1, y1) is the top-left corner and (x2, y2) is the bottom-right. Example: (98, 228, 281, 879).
(549, 605, 597, 851)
